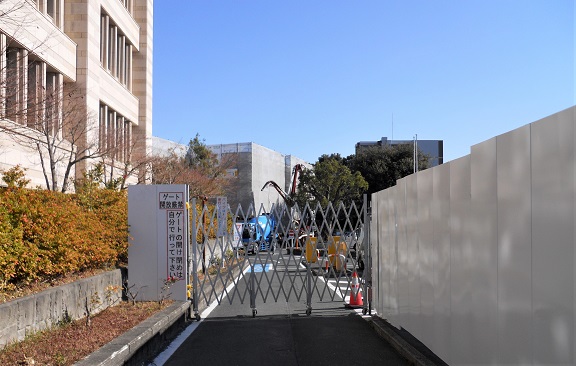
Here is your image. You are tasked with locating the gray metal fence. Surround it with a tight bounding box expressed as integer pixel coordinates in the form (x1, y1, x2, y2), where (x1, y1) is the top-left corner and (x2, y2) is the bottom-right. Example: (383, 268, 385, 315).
(371, 106, 575, 365)
(190, 198, 371, 318)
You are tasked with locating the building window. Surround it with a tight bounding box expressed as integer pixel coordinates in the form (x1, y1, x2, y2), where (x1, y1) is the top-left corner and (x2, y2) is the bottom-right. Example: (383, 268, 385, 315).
(99, 103, 133, 163)
(27, 60, 46, 130)
(46, 0, 55, 19)
(34, 0, 62, 28)
(5, 47, 26, 124)
(119, 0, 133, 15)
(100, 11, 133, 90)
(1, 42, 63, 134)
(100, 14, 108, 70)
(45, 72, 62, 137)
(27, 63, 62, 137)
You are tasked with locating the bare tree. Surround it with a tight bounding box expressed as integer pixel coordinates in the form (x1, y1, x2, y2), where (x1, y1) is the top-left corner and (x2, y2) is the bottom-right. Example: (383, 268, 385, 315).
(1, 82, 114, 192)
(95, 135, 159, 191)
(150, 136, 236, 198)
(150, 146, 189, 185)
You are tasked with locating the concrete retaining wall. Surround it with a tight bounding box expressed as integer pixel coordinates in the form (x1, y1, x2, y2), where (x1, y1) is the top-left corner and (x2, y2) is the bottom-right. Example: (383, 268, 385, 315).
(0, 269, 124, 347)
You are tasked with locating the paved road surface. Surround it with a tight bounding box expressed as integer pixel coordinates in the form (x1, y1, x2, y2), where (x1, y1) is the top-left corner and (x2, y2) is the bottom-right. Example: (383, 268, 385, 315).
(153, 252, 410, 366)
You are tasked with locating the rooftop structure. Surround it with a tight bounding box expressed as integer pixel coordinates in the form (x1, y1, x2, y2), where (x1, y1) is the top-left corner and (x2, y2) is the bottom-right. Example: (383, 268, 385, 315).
(356, 137, 444, 167)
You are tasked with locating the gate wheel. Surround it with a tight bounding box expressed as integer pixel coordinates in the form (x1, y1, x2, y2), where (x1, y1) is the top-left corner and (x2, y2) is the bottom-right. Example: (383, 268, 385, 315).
(252, 309, 257, 318)
(306, 308, 312, 316)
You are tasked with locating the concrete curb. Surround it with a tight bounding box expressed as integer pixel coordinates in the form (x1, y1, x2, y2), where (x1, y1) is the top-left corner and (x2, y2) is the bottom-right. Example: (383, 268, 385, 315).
(74, 263, 246, 365)
(74, 301, 190, 366)
(367, 315, 439, 366)
(75, 265, 438, 366)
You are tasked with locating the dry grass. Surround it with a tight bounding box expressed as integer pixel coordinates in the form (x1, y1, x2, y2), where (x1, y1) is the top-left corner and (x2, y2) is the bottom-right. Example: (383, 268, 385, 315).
(0, 267, 169, 366)
(0, 300, 169, 366)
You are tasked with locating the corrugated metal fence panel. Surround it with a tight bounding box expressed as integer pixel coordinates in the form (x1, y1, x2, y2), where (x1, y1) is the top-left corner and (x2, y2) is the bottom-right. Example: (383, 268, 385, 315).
(496, 124, 532, 364)
(431, 162, 451, 363)
(395, 178, 409, 329)
(378, 189, 394, 317)
(387, 188, 399, 320)
(531, 111, 574, 365)
(405, 174, 421, 339)
(417, 168, 434, 348)
(470, 138, 499, 364)
(448, 156, 473, 364)
(370, 191, 380, 315)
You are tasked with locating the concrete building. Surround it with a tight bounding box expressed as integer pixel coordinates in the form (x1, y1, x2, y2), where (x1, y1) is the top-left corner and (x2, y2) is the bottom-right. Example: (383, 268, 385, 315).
(356, 137, 444, 167)
(209, 142, 311, 211)
(0, 0, 153, 190)
(152, 136, 187, 158)
(152, 137, 311, 211)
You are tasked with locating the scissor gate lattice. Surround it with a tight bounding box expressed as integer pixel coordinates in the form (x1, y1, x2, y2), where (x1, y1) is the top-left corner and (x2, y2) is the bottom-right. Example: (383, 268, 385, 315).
(189, 197, 371, 319)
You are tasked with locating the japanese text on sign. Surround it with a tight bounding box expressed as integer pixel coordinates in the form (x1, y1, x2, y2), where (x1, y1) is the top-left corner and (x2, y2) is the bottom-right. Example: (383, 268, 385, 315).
(159, 192, 185, 210)
(166, 210, 185, 279)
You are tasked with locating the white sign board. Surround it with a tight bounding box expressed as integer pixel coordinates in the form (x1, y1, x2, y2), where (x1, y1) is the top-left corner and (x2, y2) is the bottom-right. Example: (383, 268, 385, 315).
(216, 196, 227, 237)
(128, 185, 189, 302)
(233, 223, 243, 248)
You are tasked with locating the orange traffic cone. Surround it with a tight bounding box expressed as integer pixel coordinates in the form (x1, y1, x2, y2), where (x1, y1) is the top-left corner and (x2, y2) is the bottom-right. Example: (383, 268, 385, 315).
(345, 271, 363, 308)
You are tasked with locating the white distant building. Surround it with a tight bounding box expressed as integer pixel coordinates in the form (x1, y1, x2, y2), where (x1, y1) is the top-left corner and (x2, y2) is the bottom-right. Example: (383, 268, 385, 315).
(152, 136, 187, 158)
(152, 137, 311, 211)
(209, 142, 311, 211)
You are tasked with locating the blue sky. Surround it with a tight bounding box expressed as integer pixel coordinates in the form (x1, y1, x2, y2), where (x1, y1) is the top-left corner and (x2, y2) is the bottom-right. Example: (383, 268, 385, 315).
(153, 1, 574, 164)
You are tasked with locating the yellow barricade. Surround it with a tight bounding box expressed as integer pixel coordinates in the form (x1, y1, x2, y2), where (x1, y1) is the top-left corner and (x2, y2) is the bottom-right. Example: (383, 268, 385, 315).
(327, 236, 347, 271)
(305, 237, 319, 263)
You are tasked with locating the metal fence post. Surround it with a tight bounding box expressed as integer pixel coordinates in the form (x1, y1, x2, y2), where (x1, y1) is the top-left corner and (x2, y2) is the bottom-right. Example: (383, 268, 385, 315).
(250, 265, 257, 317)
(191, 198, 200, 321)
(363, 194, 371, 315)
(306, 265, 312, 316)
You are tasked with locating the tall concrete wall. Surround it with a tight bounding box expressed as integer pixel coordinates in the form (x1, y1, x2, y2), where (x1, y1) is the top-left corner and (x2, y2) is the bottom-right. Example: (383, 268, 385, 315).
(371, 106, 575, 365)
(209, 142, 311, 213)
(253, 144, 287, 212)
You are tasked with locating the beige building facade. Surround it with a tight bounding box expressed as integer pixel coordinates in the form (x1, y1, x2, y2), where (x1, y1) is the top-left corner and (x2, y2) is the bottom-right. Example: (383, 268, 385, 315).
(0, 0, 152, 190)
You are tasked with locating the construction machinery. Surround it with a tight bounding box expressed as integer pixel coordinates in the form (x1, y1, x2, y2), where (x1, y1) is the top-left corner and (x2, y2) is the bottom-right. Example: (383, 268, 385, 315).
(241, 214, 277, 255)
(261, 164, 311, 254)
(260, 164, 304, 207)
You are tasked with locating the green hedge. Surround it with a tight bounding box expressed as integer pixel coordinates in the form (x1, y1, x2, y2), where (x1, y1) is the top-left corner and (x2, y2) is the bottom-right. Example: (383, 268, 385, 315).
(0, 187, 128, 291)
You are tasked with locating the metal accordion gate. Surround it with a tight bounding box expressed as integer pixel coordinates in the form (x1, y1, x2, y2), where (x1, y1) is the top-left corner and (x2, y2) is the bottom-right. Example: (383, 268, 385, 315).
(189, 196, 371, 319)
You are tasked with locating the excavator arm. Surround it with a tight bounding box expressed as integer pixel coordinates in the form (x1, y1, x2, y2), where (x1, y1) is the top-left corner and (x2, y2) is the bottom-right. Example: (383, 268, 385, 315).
(290, 164, 303, 196)
(261, 164, 305, 208)
(261, 180, 295, 207)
